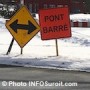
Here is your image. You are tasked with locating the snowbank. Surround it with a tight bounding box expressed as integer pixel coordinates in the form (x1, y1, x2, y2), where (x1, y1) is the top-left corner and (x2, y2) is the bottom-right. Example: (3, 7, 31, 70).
(0, 14, 90, 72)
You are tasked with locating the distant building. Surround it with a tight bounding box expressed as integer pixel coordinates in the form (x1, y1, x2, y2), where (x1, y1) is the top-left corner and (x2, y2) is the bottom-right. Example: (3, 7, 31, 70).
(71, 0, 87, 13)
(23, 0, 87, 13)
(0, 0, 88, 14)
(24, 0, 72, 13)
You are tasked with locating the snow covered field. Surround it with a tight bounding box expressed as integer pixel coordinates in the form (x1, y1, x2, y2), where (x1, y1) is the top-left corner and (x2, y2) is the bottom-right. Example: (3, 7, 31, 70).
(0, 14, 90, 72)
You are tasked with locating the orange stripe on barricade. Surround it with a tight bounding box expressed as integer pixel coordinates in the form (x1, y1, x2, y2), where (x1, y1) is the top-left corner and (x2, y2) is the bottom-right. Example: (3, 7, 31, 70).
(71, 21, 90, 27)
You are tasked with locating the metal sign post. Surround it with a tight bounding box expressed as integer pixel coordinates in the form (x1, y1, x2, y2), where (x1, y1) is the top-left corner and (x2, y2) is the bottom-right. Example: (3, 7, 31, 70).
(6, 38, 14, 55)
(21, 48, 23, 55)
(20, 0, 24, 6)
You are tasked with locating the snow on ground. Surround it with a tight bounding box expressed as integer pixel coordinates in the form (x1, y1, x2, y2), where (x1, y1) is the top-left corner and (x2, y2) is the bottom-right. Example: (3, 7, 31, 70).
(70, 14, 90, 22)
(0, 14, 90, 72)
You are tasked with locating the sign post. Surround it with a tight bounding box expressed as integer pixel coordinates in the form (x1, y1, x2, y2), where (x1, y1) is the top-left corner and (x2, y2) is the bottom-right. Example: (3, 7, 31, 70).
(39, 7, 71, 56)
(21, 48, 23, 55)
(6, 38, 14, 55)
(55, 39, 59, 56)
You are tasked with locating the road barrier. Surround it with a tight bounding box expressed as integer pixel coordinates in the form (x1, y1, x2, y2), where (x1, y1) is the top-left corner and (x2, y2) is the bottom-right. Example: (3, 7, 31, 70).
(71, 21, 90, 27)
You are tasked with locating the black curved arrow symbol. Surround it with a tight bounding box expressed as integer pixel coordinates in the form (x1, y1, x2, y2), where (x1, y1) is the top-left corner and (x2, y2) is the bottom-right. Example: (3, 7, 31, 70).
(9, 19, 37, 34)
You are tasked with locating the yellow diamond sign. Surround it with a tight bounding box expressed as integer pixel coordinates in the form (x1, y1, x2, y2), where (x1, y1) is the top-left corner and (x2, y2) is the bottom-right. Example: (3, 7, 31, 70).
(6, 6, 40, 48)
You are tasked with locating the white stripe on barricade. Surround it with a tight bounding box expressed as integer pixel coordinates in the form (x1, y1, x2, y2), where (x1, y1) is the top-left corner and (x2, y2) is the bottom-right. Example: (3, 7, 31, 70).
(71, 21, 90, 27)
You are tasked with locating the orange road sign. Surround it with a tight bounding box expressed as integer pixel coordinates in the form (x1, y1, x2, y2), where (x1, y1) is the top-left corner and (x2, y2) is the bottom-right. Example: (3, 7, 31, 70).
(39, 7, 71, 40)
(6, 6, 40, 48)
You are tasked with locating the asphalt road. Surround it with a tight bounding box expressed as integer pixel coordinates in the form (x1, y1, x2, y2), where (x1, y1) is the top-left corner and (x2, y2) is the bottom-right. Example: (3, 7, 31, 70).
(0, 66, 90, 90)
